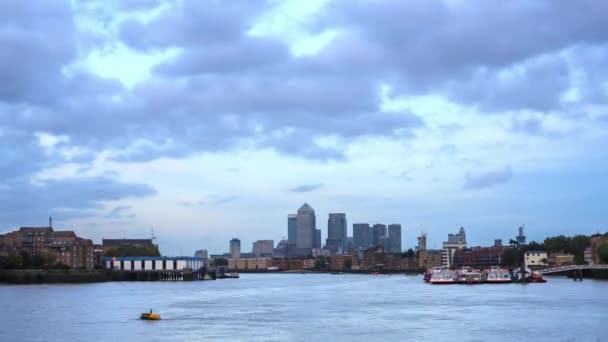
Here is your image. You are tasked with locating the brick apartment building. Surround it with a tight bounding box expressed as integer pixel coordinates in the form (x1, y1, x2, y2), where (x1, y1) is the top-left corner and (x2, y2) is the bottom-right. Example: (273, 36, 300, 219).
(0, 227, 94, 269)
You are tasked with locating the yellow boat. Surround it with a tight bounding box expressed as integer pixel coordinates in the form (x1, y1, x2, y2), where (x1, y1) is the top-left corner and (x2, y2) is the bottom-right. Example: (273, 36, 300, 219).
(140, 311, 161, 320)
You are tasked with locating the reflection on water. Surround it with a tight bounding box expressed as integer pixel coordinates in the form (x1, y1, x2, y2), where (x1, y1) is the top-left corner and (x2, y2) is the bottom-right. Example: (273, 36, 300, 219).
(1, 274, 606, 342)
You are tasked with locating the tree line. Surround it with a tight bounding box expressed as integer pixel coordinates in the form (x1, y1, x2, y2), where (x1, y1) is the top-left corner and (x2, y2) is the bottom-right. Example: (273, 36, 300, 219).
(501, 234, 591, 266)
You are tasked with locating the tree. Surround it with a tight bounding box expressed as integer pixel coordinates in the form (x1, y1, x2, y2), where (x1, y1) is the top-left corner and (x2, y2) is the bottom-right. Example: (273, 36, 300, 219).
(20, 251, 32, 268)
(104, 245, 160, 257)
(598, 243, 608, 264)
(0, 254, 23, 269)
(344, 259, 352, 270)
(314, 257, 326, 270)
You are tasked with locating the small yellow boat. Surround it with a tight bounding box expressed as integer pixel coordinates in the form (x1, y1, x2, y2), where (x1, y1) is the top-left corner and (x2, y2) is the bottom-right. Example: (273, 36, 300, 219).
(140, 311, 161, 320)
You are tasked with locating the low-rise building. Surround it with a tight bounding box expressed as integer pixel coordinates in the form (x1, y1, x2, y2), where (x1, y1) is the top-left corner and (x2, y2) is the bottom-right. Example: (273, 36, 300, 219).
(228, 258, 273, 270)
(524, 250, 548, 268)
(548, 253, 575, 267)
(3, 227, 95, 269)
(330, 254, 353, 270)
(104, 256, 205, 271)
(584, 247, 593, 265)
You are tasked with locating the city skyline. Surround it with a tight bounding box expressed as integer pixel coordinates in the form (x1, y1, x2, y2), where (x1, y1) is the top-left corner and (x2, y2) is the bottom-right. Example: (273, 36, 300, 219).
(1, 1, 607, 256)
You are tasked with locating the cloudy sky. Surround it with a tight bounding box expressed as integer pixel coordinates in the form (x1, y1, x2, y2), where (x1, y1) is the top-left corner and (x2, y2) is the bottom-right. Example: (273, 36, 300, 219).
(1, 0, 607, 255)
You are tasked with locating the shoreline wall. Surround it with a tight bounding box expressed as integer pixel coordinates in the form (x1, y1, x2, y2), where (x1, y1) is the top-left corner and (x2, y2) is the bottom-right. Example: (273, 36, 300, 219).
(0, 270, 107, 284)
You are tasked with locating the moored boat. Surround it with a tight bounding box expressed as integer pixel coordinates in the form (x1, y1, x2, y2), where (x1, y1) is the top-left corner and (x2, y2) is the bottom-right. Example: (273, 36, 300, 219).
(527, 271, 547, 283)
(485, 266, 513, 284)
(429, 270, 457, 284)
(423, 267, 445, 282)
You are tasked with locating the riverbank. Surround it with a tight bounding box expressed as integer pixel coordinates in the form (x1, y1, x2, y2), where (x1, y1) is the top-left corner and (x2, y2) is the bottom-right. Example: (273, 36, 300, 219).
(234, 269, 425, 275)
(0, 269, 107, 284)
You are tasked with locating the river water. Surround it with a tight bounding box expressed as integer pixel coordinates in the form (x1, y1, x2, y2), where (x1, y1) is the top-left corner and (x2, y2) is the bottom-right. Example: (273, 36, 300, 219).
(0, 273, 606, 342)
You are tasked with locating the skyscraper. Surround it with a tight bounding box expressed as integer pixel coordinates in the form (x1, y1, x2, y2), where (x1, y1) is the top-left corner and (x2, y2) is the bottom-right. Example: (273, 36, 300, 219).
(353, 223, 370, 250)
(516, 225, 526, 245)
(327, 213, 347, 254)
(314, 229, 321, 249)
(230, 238, 241, 259)
(372, 224, 387, 246)
(296, 203, 316, 249)
(288, 214, 297, 244)
(387, 224, 402, 253)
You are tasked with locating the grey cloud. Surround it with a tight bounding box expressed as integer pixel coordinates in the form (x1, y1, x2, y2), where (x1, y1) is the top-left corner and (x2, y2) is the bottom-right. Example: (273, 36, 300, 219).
(0, 177, 156, 225)
(105, 205, 136, 219)
(289, 184, 324, 192)
(312, 0, 608, 110)
(464, 166, 514, 190)
(154, 37, 290, 76)
(119, 1, 272, 51)
(214, 196, 238, 205)
(510, 116, 562, 138)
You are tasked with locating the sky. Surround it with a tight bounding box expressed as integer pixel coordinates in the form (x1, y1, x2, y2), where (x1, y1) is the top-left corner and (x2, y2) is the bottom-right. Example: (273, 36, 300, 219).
(1, 0, 608, 255)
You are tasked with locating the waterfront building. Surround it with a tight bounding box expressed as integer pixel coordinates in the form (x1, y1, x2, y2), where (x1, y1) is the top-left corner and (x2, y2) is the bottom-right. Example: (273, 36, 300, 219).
(372, 224, 387, 246)
(330, 254, 353, 270)
(252, 240, 274, 257)
(230, 238, 241, 259)
(524, 250, 548, 269)
(296, 203, 316, 249)
(387, 224, 402, 253)
(228, 258, 272, 270)
(103, 256, 204, 271)
(327, 213, 347, 254)
(426, 250, 443, 268)
(494, 239, 503, 247)
(3, 226, 95, 269)
(452, 246, 506, 267)
(287, 214, 297, 244)
(589, 233, 608, 264)
(548, 252, 574, 267)
(442, 227, 467, 268)
(353, 223, 370, 250)
(584, 247, 593, 265)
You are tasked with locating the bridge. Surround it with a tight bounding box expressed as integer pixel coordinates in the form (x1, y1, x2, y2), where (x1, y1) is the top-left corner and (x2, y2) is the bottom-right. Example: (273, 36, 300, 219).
(539, 264, 608, 275)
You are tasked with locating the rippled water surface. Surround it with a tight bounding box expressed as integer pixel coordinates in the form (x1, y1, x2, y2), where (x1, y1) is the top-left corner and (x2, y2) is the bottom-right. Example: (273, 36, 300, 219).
(1, 273, 607, 342)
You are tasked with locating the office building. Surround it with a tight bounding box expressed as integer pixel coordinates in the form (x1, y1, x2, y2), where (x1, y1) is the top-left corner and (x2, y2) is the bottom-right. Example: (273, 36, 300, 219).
(353, 223, 370, 250)
(230, 238, 241, 259)
(288, 214, 297, 244)
(314, 229, 321, 249)
(372, 224, 387, 246)
(387, 224, 402, 253)
(327, 213, 347, 254)
(296, 203, 316, 249)
(442, 227, 467, 268)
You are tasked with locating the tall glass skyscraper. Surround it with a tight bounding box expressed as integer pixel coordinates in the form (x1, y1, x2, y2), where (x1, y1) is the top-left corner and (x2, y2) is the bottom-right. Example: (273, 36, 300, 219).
(387, 224, 402, 253)
(372, 224, 387, 246)
(353, 223, 370, 250)
(287, 214, 297, 244)
(296, 203, 316, 249)
(327, 213, 347, 254)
